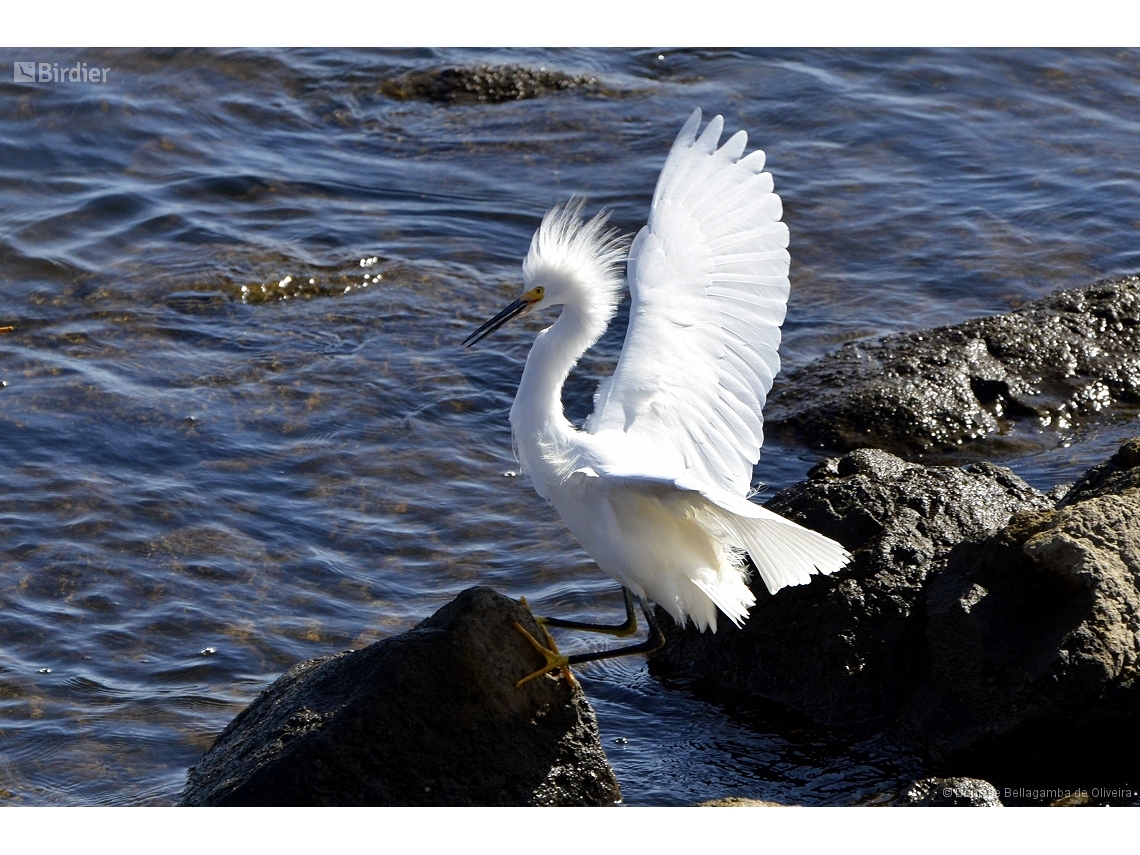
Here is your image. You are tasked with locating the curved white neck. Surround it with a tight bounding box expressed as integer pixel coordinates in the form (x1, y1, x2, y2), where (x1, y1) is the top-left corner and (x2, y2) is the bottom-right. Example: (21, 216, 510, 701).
(509, 304, 606, 490)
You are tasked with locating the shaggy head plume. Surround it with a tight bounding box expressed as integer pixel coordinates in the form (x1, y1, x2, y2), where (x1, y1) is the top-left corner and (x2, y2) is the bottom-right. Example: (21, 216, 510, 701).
(522, 199, 629, 329)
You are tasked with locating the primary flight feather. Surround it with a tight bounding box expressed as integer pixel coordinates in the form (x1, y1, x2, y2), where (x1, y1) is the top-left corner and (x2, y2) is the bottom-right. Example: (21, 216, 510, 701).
(465, 108, 849, 664)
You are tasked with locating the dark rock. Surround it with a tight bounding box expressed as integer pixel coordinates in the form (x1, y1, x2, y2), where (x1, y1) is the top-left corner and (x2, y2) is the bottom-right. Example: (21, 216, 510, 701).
(885, 776, 1003, 807)
(768, 275, 1140, 457)
(653, 437, 1140, 790)
(180, 587, 620, 806)
(380, 64, 602, 104)
(649, 449, 1050, 725)
(900, 444, 1140, 761)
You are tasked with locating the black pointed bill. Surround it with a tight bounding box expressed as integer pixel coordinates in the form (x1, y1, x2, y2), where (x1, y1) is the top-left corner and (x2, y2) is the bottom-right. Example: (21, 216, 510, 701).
(463, 296, 532, 348)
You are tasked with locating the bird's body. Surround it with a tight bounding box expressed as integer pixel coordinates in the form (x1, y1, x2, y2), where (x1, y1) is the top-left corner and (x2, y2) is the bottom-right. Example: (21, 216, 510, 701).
(467, 109, 848, 640)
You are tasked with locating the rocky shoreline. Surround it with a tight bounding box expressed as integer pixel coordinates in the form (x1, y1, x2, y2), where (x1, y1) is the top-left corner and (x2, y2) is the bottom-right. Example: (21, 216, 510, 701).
(182, 273, 1140, 806)
(652, 439, 1140, 805)
(768, 275, 1140, 460)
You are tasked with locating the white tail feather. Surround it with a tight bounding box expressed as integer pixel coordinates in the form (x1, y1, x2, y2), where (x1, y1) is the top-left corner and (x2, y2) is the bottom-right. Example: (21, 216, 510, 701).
(692, 576, 754, 629)
(708, 506, 850, 595)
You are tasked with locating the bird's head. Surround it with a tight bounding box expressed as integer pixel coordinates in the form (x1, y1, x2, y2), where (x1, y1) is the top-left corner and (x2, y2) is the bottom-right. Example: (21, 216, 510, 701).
(463, 200, 627, 348)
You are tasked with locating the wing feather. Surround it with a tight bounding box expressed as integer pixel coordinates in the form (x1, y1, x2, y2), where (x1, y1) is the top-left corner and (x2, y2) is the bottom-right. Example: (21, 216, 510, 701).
(588, 109, 791, 495)
(707, 224, 787, 253)
(689, 152, 767, 219)
(706, 195, 784, 237)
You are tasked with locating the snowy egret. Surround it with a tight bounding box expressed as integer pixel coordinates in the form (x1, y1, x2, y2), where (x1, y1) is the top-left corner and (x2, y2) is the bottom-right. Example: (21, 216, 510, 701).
(464, 109, 850, 686)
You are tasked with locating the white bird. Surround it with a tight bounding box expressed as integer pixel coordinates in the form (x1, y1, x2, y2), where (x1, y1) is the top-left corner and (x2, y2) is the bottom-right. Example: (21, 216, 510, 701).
(464, 109, 849, 685)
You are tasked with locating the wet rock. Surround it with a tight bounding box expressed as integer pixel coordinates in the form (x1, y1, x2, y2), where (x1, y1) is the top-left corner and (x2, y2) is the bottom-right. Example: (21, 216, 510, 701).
(180, 587, 620, 806)
(380, 64, 602, 104)
(901, 439, 1140, 762)
(885, 777, 1003, 807)
(1050, 791, 1092, 806)
(653, 438, 1140, 788)
(697, 797, 791, 807)
(768, 275, 1140, 457)
(649, 449, 1051, 725)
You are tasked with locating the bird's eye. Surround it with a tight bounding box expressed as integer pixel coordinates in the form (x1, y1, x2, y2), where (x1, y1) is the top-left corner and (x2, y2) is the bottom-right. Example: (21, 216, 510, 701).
(534, 287, 545, 297)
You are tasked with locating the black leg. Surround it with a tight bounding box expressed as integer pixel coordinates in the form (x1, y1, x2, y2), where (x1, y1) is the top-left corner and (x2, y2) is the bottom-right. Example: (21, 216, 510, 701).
(513, 596, 666, 687)
(566, 599, 664, 666)
(538, 587, 639, 638)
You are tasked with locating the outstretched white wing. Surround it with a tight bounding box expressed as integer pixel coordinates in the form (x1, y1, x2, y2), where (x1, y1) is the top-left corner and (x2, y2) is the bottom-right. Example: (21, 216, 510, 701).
(586, 109, 789, 497)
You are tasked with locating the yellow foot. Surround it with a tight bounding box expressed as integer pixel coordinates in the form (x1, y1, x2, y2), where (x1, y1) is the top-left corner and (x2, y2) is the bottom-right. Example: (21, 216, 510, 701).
(519, 596, 550, 627)
(511, 620, 579, 689)
(519, 601, 549, 638)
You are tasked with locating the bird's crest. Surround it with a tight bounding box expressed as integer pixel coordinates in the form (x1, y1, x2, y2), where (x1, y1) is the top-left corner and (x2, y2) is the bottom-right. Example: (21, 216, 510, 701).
(522, 199, 629, 321)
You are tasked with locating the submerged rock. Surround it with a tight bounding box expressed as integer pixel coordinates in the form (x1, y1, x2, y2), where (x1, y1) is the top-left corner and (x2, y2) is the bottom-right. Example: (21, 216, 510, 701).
(180, 587, 620, 806)
(649, 449, 1050, 725)
(769, 275, 1140, 457)
(380, 64, 602, 104)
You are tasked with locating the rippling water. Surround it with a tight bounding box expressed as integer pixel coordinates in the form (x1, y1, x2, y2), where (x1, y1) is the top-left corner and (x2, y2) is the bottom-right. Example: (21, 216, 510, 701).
(1, 48, 1139, 805)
